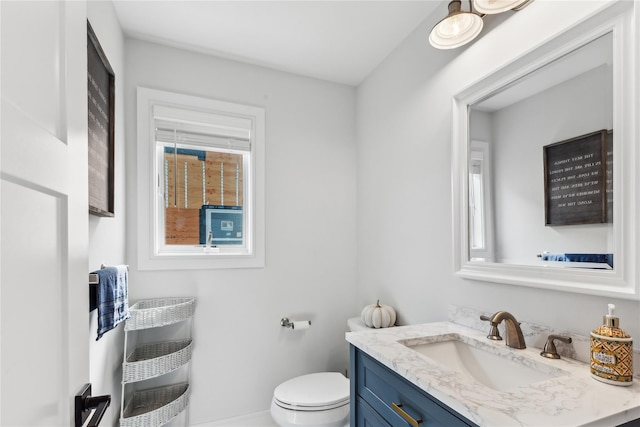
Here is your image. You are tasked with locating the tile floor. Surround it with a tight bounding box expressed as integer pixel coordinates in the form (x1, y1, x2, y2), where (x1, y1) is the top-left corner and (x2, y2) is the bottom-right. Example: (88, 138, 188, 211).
(194, 411, 277, 427)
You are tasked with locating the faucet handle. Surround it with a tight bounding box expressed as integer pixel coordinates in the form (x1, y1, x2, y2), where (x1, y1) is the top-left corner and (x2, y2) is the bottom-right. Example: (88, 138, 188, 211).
(540, 334, 572, 359)
(480, 315, 502, 341)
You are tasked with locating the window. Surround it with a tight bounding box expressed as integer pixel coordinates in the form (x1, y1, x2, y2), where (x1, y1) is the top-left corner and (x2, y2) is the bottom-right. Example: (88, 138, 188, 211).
(469, 141, 494, 262)
(469, 156, 485, 250)
(136, 88, 265, 269)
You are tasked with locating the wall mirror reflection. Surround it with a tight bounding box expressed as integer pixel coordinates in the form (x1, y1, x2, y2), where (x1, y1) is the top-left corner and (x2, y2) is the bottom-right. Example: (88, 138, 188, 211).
(469, 32, 613, 269)
(452, 2, 639, 299)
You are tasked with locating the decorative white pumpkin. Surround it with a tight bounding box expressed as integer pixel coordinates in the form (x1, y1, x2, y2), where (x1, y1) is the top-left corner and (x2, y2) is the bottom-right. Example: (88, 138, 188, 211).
(360, 300, 396, 328)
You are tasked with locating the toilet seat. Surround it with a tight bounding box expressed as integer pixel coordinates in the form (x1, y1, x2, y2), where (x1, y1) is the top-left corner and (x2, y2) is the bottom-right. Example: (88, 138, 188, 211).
(273, 372, 349, 412)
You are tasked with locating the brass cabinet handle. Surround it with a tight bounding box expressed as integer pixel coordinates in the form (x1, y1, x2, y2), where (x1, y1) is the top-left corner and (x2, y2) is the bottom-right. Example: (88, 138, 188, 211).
(391, 402, 423, 427)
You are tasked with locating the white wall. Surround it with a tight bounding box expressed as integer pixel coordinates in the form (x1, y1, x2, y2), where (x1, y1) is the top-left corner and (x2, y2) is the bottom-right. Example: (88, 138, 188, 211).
(491, 65, 613, 265)
(124, 40, 358, 424)
(83, 1, 640, 426)
(356, 0, 639, 349)
(87, 2, 127, 427)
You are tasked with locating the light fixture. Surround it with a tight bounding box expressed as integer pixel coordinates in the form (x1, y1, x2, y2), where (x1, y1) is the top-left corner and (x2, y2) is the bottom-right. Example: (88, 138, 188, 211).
(473, 0, 532, 15)
(429, 0, 484, 50)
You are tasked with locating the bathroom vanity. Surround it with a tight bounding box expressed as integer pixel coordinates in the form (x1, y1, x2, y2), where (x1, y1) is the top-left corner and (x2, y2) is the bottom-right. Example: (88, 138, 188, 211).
(347, 322, 640, 426)
(351, 345, 476, 426)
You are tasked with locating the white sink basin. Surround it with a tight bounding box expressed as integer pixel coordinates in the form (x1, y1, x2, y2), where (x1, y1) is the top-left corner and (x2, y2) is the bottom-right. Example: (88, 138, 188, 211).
(402, 335, 568, 392)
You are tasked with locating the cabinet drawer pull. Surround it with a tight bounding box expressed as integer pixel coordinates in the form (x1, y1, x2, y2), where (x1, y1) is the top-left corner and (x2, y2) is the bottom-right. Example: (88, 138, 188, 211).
(391, 402, 423, 427)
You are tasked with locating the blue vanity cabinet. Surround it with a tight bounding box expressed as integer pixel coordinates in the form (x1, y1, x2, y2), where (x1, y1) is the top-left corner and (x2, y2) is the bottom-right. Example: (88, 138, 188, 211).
(350, 345, 478, 427)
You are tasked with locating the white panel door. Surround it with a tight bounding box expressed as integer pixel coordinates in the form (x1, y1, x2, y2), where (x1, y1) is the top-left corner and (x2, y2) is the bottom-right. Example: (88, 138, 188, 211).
(1, 1, 90, 426)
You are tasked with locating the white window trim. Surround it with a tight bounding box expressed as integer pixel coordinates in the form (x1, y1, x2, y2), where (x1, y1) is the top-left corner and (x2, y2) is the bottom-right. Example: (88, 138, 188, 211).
(136, 87, 265, 270)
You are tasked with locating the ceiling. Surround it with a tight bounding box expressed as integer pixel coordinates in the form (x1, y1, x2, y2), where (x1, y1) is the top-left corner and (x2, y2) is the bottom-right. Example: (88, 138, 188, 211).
(112, 1, 442, 86)
(474, 31, 612, 112)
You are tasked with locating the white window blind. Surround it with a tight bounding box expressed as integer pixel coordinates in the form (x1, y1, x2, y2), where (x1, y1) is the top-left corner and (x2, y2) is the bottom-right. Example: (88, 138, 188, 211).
(154, 104, 252, 151)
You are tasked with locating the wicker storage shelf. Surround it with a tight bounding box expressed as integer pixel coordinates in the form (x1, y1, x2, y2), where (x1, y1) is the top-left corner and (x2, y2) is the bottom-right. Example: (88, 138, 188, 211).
(120, 383, 189, 427)
(121, 298, 195, 425)
(122, 339, 193, 383)
(125, 297, 195, 331)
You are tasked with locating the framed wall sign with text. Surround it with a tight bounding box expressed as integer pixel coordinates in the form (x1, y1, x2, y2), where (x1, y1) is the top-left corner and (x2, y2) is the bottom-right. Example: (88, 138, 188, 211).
(87, 21, 115, 217)
(544, 129, 609, 226)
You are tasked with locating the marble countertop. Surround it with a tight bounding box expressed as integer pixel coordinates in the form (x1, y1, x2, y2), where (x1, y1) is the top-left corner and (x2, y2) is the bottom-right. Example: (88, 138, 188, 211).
(346, 322, 640, 427)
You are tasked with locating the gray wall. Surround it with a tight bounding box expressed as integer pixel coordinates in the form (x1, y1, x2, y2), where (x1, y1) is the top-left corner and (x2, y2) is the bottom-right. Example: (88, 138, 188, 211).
(355, 0, 638, 356)
(124, 39, 358, 424)
(492, 65, 613, 265)
(87, 2, 126, 426)
(85, 1, 640, 426)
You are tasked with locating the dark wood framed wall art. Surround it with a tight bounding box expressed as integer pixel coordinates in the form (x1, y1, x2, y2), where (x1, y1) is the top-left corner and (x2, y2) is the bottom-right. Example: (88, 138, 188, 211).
(543, 129, 610, 226)
(87, 21, 115, 217)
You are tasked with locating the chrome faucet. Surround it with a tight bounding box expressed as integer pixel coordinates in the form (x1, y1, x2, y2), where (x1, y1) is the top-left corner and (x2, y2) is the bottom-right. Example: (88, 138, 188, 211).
(480, 311, 526, 349)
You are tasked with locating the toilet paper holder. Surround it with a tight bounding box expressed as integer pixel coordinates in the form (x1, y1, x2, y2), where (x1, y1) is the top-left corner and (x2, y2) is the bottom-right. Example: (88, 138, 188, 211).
(281, 318, 311, 329)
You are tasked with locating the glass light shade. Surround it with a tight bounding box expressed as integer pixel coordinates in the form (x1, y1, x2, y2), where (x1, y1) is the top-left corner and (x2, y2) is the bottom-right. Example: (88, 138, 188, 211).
(473, 0, 528, 14)
(429, 2, 483, 50)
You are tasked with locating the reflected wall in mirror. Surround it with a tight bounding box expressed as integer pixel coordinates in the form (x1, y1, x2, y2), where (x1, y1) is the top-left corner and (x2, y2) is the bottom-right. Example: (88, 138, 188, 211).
(452, 2, 639, 299)
(469, 32, 613, 268)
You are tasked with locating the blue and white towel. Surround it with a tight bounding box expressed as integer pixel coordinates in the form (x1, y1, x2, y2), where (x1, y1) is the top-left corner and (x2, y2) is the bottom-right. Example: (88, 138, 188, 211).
(93, 265, 130, 340)
(540, 253, 613, 268)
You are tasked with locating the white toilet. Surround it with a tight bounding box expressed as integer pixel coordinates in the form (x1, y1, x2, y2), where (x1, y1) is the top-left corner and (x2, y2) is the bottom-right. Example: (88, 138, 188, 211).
(270, 318, 369, 427)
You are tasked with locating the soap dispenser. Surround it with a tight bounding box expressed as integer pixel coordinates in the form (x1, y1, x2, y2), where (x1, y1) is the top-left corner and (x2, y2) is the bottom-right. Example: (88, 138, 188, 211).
(590, 304, 633, 386)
